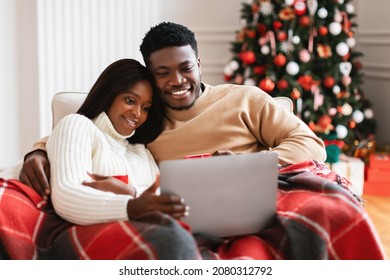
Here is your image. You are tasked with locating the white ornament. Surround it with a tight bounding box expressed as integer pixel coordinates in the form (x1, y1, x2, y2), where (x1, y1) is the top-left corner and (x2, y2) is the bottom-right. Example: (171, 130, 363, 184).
(261, 45, 270, 55)
(285, 0, 294, 5)
(336, 42, 349, 56)
(260, 2, 274, 16)
(286, 61, 300, 75)
(336, 125, 348, 139)
(317, 7, 328, 19)
(346, 3, 355, 14)
(341, 103, 353, 116)
(333, 85, 341, 94)
(339, 62, 352, 76)
(346, 37, 356, 48)
(280, 41, 294, 54)
(224, 65, 233, 76)
(244, 78, 255, 86)
(328, 107, 338, 117)
(292, 35, 301, 44)
(304, 111, 311, 118)
(329, 22, 342, 35)
(334, 9, 343, 22)
(352, 110, 364, 123)
(338, 0, 344, 4)
(364, 109, 374, 119)
(299, 49, 311, 63)
(229, 60, 240, 71)
(307, 0, 318, 17)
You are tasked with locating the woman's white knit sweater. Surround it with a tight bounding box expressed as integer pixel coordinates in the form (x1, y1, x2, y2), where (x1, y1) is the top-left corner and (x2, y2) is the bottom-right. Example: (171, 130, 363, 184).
(46, 112, 159, 225)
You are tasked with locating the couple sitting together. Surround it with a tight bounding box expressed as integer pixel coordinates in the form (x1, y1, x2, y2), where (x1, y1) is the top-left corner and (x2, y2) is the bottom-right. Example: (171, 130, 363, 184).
(0, 22, 386, 260)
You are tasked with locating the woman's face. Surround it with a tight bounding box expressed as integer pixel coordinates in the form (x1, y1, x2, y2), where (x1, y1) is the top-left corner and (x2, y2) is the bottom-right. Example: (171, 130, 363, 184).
(107, 80, 153, 136)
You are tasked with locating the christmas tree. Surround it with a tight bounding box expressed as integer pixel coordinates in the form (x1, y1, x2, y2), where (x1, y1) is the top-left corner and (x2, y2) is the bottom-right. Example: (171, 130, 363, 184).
(224, 0, 376, 162)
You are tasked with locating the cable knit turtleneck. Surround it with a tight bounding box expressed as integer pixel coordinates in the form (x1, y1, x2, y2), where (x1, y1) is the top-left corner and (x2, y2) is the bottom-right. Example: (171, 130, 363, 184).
(46, 112, 159, 225)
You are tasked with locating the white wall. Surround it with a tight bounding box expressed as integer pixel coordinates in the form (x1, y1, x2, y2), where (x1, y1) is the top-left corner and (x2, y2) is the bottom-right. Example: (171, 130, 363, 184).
(0, 0, 21, 168)
(355, 0, 390, 145)
(156, 0, 243, 85)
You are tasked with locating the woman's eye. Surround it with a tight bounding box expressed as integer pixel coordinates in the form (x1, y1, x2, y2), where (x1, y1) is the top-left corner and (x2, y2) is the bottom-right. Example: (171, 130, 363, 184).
(143, 106, 151, 112)
(125, 97, 135, 104)
(155, 72, 168, 77)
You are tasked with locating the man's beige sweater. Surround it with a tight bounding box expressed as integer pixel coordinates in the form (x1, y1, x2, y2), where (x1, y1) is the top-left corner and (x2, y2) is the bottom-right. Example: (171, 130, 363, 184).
(147, 84, 326, 165)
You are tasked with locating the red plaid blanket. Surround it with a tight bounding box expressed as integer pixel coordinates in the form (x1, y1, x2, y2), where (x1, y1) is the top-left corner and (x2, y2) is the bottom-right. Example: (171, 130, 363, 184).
(0, 160, 386, 260)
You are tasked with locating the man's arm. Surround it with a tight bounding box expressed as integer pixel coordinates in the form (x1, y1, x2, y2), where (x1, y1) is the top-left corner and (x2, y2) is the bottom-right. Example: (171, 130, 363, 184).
(19, 136, 51, 199)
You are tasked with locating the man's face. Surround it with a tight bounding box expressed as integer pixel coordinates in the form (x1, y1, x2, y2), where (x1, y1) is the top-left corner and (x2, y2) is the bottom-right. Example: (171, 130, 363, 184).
(148, 45, 202, 110)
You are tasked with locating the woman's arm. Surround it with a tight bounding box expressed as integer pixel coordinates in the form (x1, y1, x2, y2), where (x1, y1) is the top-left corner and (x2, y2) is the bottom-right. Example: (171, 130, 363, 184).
(46, 114, 132, 225)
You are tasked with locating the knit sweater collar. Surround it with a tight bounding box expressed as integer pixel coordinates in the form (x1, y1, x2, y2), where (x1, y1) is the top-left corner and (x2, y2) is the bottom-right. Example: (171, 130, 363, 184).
(165, 83, 211, 122)
(93, 112, 134, 143)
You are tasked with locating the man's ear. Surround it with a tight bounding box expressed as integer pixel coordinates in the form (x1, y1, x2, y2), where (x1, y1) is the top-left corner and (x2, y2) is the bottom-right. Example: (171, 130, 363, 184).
(197, 57, 201, 74)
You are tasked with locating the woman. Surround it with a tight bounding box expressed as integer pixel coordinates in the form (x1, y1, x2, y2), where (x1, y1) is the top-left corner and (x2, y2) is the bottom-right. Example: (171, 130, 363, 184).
(0, 59, 198, 259)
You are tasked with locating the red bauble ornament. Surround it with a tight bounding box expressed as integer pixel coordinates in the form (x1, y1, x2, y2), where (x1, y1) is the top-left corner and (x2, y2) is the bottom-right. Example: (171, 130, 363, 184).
(349, 120, 356, 129)
(308, 121, 317, 131)
(259, 78, 275, 92)
(257, 23, 267, 36)
(239, 51, 256, 64)
(224, 74, 231, 82)
(252, 4, 260, 13)
(318, 115, 332, 129)
(277, 79, 289, 90)
(274, 54, 287, 67)
(277, 31, 288, 41)
(323, 76, 335, 88)
(294, 1, 307, 16)
(273, 21, 283, 30)
(299, 16, 310, 27)
(245, 29, 256, 38)
(253, 65, 266, 75)
(319, 26, 328, 36)
(290, 88, 301, 100)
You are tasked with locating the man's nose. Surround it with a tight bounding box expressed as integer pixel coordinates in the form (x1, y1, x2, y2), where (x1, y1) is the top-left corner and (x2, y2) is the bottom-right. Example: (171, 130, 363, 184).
(169, 72, 186, 85)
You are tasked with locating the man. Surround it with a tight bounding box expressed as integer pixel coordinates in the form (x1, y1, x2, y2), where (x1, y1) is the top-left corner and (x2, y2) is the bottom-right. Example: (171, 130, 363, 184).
(16, 22, 385, 260)
(20, 22, 326, 197)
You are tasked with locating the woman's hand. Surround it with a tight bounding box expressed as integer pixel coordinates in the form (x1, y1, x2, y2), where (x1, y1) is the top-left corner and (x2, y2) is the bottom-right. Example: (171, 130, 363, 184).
(127, 176, 189, 220)
(82, 172, 136, 196)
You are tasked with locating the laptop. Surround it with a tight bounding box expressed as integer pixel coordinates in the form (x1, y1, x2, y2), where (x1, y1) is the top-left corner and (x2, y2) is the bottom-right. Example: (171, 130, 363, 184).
(159, 152, 278, 238)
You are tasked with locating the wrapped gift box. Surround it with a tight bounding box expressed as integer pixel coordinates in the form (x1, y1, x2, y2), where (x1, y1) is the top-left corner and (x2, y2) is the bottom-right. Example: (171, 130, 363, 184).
(364, 153, 390, 196)
(364, 182, 390, 196)
(369, 153, 390, 169)
(331, 155, 365, 196)
(366, 168, 390, 183)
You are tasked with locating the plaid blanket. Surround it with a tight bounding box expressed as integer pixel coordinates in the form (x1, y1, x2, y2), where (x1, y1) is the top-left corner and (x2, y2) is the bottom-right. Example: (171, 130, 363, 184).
(0, 160, 386, 260)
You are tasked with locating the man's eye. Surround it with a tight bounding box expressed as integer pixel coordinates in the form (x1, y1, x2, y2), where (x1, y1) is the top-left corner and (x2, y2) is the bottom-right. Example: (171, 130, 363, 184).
(182, 66, 193, 72)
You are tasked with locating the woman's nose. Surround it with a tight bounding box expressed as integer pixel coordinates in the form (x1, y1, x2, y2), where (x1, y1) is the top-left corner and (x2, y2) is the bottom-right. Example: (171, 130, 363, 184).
(131, 106, 141, 118)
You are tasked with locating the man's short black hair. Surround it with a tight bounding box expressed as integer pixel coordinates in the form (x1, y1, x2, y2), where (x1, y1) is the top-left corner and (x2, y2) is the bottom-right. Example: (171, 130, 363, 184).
(140, 22, 198, 65)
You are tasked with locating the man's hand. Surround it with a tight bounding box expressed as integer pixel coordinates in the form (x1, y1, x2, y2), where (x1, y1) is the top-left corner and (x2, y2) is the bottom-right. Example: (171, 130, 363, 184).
(19, 150, 51, 199)
(82, 172, 136, 196)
